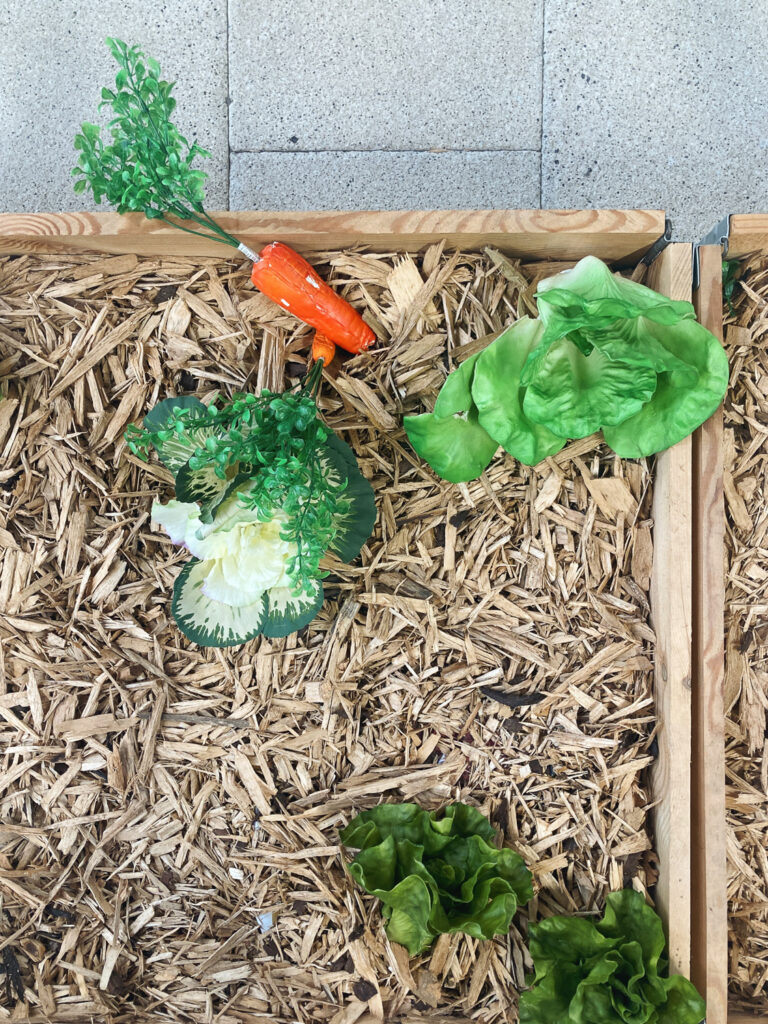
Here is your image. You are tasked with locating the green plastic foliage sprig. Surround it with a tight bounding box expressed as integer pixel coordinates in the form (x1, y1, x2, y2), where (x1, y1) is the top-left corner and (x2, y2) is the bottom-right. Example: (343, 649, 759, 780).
(73, 38, 238, 249)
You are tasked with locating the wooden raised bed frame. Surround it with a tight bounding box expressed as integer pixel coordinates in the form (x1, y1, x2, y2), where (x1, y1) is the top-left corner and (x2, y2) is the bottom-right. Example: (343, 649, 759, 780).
(0, 208, 703, 1002)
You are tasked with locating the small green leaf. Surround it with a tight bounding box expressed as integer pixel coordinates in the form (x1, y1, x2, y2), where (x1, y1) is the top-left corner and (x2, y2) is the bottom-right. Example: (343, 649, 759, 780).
(722, 258, 742, 313)
(81, 121, 101, 143)
(405, 345, 501, 482)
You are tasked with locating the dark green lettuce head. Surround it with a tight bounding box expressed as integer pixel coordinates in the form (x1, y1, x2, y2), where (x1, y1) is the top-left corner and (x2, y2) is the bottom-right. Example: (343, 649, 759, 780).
(340, 802, 533, 955)
(519, 889, 706, 1024)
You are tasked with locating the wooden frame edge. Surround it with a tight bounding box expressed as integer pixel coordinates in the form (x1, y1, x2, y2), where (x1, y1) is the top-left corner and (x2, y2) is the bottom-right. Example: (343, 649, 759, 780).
(645, 242, 694, 977)
(726, 214, 768, 258)
(0, 217, 702, 1014)
(691, 246, 729, 1024)
(0, 208, 666, 262)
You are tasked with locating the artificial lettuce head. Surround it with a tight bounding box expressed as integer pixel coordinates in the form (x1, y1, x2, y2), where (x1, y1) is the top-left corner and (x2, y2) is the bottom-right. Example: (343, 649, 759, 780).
(404, 255, 729, 480)
(340, 802, 532, 955)
(518, 889, 706, 1024)
(528, 256, 729, 457)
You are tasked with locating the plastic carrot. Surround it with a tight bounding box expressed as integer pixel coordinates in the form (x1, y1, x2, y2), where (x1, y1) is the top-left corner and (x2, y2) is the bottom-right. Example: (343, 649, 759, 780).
(312, 332, 337, 366)
(74, 40, 376, 358)
(251, 243, 375, 355)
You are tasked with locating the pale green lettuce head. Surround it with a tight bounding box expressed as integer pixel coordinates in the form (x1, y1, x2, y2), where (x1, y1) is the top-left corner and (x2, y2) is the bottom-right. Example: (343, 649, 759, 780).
(404, 255, 729, 478)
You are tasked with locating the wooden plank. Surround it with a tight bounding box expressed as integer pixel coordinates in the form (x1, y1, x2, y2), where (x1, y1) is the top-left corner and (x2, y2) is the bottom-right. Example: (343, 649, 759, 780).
(727, 213, 768, 257)
(0, 208, 666, 262)
(728, 1011, 765, 1023)
(645, 242, 693, 977)
(691, 245, 729, 1024)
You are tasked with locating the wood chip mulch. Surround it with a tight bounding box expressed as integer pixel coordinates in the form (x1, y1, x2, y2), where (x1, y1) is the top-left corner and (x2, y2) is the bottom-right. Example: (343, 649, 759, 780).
(723, 253, 768, 1012)
(0, 245, 658, 1022)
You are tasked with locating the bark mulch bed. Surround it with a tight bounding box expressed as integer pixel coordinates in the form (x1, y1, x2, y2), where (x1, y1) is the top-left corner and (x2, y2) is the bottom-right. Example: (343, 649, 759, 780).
(0, 246, 658, 1022)
(723, 253, 768, 1012)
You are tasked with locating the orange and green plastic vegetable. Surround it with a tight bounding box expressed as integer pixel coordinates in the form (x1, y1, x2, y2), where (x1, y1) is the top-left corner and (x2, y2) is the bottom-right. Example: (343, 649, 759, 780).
(312, 332, 337, 366)
(251, 243, 374, 355)
(74, 39, 374, 357)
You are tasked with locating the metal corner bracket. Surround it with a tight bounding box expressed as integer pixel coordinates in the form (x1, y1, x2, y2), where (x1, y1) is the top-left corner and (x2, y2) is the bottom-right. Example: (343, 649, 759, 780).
(640, 216, 673, 267)
(693, 214, 731, 289)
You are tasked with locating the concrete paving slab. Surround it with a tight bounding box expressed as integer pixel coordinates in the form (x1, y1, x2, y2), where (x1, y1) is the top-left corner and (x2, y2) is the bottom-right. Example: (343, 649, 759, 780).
(230, 150, 540, 210)
(229, 0, 543, 152)
(0, 1, 228, 213)
(542, 0, 768, 239)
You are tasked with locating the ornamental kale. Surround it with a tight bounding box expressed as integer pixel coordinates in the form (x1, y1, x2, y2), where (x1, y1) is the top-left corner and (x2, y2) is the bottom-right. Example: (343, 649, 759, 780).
(519, 889, 706, 1024)
(340, 802, 532, 955)
(126, 364, 376, 647)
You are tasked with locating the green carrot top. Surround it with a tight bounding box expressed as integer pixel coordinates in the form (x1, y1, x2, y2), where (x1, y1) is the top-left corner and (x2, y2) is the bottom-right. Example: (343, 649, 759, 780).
(73, 37, 240, 250)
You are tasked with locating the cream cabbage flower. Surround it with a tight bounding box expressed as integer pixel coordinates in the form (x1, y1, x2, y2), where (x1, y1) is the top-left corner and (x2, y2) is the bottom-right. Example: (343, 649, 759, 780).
(153, 496, 295, 604)
(152, 495, 322, 647)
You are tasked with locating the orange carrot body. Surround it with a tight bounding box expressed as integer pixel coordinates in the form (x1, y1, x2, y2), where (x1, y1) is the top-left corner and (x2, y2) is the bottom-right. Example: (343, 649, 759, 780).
(312, 332, 337, 366)
(250, 242, 375, 354)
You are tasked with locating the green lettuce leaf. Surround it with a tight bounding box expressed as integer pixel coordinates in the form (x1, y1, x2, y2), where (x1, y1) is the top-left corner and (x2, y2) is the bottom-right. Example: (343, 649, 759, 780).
(433, 350, 483, 416)
(518, 889, 706, 1024)
(403, 409, 498, 483)
(470, 318, 567, 465)
(340, 802, 532, 956)
(404, 351, 498, 483)
(601, 316, 730, 457)
(521, 255, 728, 456)
(531, 255, 696, 362)
(521, 336, 657, 439)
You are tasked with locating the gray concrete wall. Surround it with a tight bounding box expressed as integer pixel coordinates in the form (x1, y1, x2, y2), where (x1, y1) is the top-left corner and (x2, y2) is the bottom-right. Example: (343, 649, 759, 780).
(1, 0, 766, 238)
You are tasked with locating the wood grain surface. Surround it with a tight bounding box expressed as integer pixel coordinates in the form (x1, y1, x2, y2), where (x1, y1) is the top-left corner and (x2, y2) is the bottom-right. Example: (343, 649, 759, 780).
(691, 244, 729, 1024)
(645, 242, 694, 978)
(727, 214, 768, 258)
(0, 208, 666, 262)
